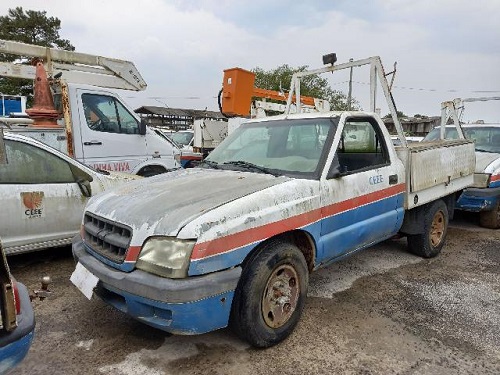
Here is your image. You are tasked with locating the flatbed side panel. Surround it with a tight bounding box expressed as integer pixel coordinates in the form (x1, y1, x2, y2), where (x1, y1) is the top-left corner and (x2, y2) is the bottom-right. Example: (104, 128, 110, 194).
(406, 140, 475, 192)
(405, 174, 473, 210)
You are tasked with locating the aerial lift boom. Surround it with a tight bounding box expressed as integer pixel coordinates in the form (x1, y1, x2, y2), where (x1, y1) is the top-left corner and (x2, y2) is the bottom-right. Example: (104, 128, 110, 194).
(0, 39, 146, 91)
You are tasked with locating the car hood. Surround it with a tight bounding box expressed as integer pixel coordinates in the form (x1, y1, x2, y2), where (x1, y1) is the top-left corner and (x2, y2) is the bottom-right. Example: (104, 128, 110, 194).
(86, 168, 290, 236)
(475, 152, 500, 172)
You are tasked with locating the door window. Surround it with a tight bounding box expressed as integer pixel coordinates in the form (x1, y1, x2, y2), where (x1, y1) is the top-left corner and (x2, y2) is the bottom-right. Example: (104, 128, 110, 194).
(0, 140, 75, 184)
(82, 94, 139, 134)
(335, 118, 389, 174)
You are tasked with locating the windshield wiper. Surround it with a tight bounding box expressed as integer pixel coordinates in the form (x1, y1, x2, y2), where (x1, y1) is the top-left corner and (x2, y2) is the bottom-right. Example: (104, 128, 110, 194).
(222, 160, 280, 176)
(199, 160, 220, 169)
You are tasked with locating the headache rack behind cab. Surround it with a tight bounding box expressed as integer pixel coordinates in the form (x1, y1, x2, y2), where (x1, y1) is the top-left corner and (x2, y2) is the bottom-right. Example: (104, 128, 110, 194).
(83, 213, 132, 263)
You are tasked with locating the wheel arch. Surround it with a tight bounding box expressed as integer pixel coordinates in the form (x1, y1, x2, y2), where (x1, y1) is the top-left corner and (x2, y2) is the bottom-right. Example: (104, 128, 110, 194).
(136, 164, 167, 177)
(241, 229, 316, 273)
(400, 195, 455, 235)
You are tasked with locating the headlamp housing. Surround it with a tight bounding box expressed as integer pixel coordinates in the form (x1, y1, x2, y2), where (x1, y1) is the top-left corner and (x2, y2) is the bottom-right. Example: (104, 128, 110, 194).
(136, 237, 195, 278)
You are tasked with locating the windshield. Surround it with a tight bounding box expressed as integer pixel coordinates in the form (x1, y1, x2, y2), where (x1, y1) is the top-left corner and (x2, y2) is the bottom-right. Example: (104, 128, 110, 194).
(204, 117, 337, 178)
(170, 132, 194, 146)
(423, 126, 500, 153)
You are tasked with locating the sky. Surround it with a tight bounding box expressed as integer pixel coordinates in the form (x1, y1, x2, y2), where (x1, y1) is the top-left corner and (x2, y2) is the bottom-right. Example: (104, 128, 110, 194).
(1, 0, 500, 122)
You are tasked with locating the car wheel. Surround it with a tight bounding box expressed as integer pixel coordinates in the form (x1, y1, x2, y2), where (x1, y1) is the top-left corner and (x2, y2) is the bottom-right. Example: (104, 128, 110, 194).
(479, 200, 500, 229)
(229, 240, 308, 348)
(407, 199, 448, 258)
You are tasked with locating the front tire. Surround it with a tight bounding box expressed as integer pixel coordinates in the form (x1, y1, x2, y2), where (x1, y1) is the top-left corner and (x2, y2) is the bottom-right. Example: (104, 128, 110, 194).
(407, 200, 448, 258)
(229, 240, 309, 348)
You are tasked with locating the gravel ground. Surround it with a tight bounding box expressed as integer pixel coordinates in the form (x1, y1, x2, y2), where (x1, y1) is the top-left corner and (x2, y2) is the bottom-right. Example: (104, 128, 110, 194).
(8, 215, 500, 375)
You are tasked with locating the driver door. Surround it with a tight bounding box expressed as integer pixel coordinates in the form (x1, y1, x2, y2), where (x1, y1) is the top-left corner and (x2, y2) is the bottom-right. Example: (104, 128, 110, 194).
(76, 89, 147, 172)
(317, 116, 405, 263)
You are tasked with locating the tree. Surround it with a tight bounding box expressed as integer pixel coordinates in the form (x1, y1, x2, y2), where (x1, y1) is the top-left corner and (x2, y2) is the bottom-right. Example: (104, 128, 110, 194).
(383, 110, 408, 119)
(0, 7, 75, 104)
(253, 64, 359, 111)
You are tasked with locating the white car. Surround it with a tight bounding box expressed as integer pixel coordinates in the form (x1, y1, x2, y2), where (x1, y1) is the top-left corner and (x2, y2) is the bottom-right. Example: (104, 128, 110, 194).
(0, 132, 140, 255)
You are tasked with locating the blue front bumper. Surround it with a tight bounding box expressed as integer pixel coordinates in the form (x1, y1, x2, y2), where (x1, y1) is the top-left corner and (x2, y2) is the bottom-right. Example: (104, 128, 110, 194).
(72, 236, 241, 335)
(0, 283, 35, 374)
(456, 186, 500, 212)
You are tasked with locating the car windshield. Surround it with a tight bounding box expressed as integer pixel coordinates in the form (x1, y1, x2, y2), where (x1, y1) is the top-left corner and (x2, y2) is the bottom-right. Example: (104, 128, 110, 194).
(204, 117, 337, 178)
(423, 126, 500, 153)
(170, 132, 193, 146)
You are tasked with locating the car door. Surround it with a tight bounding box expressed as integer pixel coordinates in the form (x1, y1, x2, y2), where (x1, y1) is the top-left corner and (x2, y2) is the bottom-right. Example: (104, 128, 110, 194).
(317, 116, 405, 263)
(76, 89, 147, 172)
(0, 138, 88, 254)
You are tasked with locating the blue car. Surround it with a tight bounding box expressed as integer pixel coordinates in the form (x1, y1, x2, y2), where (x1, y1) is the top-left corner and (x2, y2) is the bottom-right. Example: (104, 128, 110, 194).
(0, 241, 35, 374)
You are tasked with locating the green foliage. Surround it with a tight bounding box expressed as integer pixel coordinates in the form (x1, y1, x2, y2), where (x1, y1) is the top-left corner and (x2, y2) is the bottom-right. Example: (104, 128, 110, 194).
(383, 110, 408, 119)
(253, 64, 359, 111)
(0, 7, 75, 104)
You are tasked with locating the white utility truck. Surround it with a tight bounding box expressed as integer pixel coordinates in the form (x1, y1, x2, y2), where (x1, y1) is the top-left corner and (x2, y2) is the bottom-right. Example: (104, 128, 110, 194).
(71, 55, 475, 347)
(0, 39, 180, 176)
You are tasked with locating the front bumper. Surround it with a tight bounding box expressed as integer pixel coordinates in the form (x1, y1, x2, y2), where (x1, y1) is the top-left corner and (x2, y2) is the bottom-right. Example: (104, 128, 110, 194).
(72, 236, 241, 334)
(456, 186, 500, 212)
(0, 282, 35, 372)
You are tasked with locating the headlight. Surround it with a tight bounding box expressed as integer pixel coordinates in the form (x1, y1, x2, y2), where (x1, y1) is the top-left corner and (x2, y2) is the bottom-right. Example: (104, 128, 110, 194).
(136, 237, 195, 278)
(472, 173, 491, 188)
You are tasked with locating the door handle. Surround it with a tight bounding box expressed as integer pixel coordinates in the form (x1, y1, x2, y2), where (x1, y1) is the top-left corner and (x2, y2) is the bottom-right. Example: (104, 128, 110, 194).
(389, 174, 398, 185)
(83, 141, 103, 146)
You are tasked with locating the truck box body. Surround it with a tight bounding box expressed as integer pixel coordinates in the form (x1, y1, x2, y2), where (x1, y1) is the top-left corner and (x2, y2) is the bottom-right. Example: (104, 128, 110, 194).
(396, 140, 475, 208)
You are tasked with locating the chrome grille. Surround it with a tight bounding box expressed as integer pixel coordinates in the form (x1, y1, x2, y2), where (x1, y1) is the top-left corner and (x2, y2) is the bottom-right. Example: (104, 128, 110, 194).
(83, 213, 132, 263)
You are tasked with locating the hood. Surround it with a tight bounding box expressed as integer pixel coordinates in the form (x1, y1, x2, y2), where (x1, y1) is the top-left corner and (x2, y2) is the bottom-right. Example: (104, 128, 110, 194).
(475, 152, 500, 173)
(87, 168, 290, 236)
(93, 170, 142, 191)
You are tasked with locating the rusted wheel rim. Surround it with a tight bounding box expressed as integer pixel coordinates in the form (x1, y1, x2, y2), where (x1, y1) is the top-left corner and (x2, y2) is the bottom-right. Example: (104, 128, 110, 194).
(262, 265, 300, 328)
(430, 210, 445, 247)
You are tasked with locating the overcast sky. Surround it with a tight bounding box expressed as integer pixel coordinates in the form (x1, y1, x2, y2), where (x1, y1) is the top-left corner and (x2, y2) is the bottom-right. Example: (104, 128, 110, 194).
(2, 0, 500, 122)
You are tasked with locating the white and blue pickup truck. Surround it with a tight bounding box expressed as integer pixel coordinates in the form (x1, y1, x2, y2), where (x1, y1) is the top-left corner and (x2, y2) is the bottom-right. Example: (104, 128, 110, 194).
(423, 123, 500, 228)
(70, 56, 476, 347)
(423, 96, 500, 228)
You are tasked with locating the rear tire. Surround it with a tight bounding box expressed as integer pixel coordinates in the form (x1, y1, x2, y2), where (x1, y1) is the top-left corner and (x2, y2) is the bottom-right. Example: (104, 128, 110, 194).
(479, 200, 500, 229)
(407, 200, 448, 258)
(229, 240, 308, 348)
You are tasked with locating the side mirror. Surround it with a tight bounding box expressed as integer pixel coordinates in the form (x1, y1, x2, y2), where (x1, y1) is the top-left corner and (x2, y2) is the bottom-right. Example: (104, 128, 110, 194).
(77, 178, 92, 197)
(69, 164, 94, 197)
(139, 119, 147, 135)
(326, 156, 344, 179)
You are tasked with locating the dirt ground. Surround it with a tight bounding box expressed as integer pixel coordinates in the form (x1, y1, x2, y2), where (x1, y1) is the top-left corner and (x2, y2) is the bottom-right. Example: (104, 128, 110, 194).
(9, 213, 500, 375)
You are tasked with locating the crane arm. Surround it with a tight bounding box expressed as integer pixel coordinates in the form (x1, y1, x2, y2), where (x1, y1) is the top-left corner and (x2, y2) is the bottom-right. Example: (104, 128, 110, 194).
(0, 39, 146, 91)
